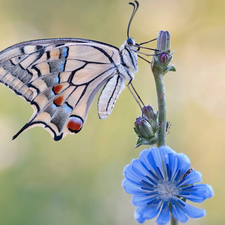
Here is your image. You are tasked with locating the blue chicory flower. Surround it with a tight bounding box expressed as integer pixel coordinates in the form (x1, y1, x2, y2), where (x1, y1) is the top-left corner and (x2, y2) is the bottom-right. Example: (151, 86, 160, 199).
(122, 146, 214, 224)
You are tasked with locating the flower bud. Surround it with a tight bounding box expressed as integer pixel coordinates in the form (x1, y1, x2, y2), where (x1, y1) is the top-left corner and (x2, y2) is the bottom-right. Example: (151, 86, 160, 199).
(157, 30, 170, 52)
(134, 111, 159, 148)
(158, 52, 169, 64)
(142, 105, 157, 121)
(152, 30, 176, 75)
(142, 105, 158, 132)
(134, 117, 154, 139)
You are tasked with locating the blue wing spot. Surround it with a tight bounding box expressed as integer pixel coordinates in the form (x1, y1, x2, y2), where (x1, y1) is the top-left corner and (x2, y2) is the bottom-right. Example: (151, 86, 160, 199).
(64, 102, 73, 113)
(54, 74, 60, 83)
(60, 61, 66, 71)
(63, 47, 69, 58)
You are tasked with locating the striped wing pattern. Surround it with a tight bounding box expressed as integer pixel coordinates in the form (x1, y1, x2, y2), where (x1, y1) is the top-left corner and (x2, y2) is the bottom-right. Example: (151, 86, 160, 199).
(0, 38, 121, 140)
(98, 74, 125, 119)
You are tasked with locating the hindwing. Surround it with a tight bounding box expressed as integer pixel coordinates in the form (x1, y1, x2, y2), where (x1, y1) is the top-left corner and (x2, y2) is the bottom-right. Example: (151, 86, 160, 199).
(98, 74, 125, 119)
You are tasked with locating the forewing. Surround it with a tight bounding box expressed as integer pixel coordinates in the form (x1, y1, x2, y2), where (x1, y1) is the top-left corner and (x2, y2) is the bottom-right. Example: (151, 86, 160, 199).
(0, 38, 121, 140)
(98, 74, 125, 119)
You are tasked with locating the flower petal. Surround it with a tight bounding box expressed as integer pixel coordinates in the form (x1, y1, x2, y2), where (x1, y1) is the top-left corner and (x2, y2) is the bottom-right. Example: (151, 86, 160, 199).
(123, 163, 145, 182)
(122, 179, 145, 194)
(132, 193, 159, 207)
(132, 159, 149, 176)
(143, 199, 162, 220)
(139, 149, 153, 170)
(134, 198, 162, 222)
(147, 148, 164, 180)
(135, 210, 146, 223)
(123, 161, 160, 192)
(168, 152, 180, 181)
(178, 171, 202, 187)
(139, 150, 162, 184)
(159, 146, 176, 158)
(159, 146, 176, 180)
(176, 198, 206, 218)
(171, 198, 189, 223)
(139, 149, 155, 172)
(132, 159, 159, 186)
(177, 153, 190, 164)
(156, 200, 170, 225)
(174, 153, 191, 182)
(179, 184, 214, 203)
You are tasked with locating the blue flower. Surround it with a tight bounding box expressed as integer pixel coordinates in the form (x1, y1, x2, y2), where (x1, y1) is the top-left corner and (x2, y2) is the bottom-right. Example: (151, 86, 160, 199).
(122, 146, 214, 224)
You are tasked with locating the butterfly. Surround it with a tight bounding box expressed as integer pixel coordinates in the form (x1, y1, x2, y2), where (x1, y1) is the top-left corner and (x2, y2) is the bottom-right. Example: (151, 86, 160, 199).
(0, 1, 155, 141)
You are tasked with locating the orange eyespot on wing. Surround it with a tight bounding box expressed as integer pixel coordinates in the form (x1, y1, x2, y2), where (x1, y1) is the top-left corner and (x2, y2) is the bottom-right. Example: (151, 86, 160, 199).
(54, 96, 64, 106)
(67, 116, 83, 133)
(52, 84, 63, 95)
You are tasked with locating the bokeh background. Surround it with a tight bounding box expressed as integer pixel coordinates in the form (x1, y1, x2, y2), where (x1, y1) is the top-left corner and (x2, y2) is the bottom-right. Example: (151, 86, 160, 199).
(0, 0, 224, 224)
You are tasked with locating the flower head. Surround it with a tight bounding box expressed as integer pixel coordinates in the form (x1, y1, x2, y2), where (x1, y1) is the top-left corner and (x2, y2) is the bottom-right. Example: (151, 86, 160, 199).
(122, 146, 214, 224)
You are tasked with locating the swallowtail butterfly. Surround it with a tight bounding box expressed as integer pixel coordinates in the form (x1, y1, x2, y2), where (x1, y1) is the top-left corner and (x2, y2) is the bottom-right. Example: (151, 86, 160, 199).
(0, 1, 155, 141)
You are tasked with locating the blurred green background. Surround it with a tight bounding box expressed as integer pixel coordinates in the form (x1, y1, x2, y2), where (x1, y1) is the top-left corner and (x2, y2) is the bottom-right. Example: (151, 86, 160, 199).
(0, 0, 224, 224)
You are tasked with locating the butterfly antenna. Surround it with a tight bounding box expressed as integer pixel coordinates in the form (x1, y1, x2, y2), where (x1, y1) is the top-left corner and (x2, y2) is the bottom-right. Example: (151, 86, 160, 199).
(127, 0, 139, 38)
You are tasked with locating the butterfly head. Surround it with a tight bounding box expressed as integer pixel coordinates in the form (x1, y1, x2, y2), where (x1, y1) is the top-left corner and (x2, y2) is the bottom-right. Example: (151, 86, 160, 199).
(127, 37, 135, 45)
(120, 38, 138, 73)
(126, 37, 141, 52)
(123, 37, 137, 50)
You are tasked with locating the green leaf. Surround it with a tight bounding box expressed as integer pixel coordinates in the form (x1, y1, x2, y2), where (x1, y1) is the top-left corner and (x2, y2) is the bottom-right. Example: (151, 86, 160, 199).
(135, 137, 158, 148)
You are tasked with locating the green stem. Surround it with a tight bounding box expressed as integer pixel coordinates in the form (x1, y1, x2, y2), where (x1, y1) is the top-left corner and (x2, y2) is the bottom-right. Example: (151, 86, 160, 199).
(170, 213, 178, 225)
(153, 71, 166, 147)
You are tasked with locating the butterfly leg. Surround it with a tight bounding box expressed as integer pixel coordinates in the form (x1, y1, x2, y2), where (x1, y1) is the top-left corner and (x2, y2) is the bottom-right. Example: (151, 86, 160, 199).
(127, 81, 144, 110)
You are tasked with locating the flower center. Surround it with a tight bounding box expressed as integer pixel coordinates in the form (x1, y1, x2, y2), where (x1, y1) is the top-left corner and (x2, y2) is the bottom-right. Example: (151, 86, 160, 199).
(156, 180, 179, 199)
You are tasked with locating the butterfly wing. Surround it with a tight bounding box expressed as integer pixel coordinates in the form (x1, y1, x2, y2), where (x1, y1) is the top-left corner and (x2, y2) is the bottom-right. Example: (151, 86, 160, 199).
(0, 38, 122, 140)
(98, 74, 125, 120)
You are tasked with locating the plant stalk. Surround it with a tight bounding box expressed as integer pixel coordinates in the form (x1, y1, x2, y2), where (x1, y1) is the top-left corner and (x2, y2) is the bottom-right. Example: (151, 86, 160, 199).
(170, 213, 178, 225)
(153, 72, 166, 147)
